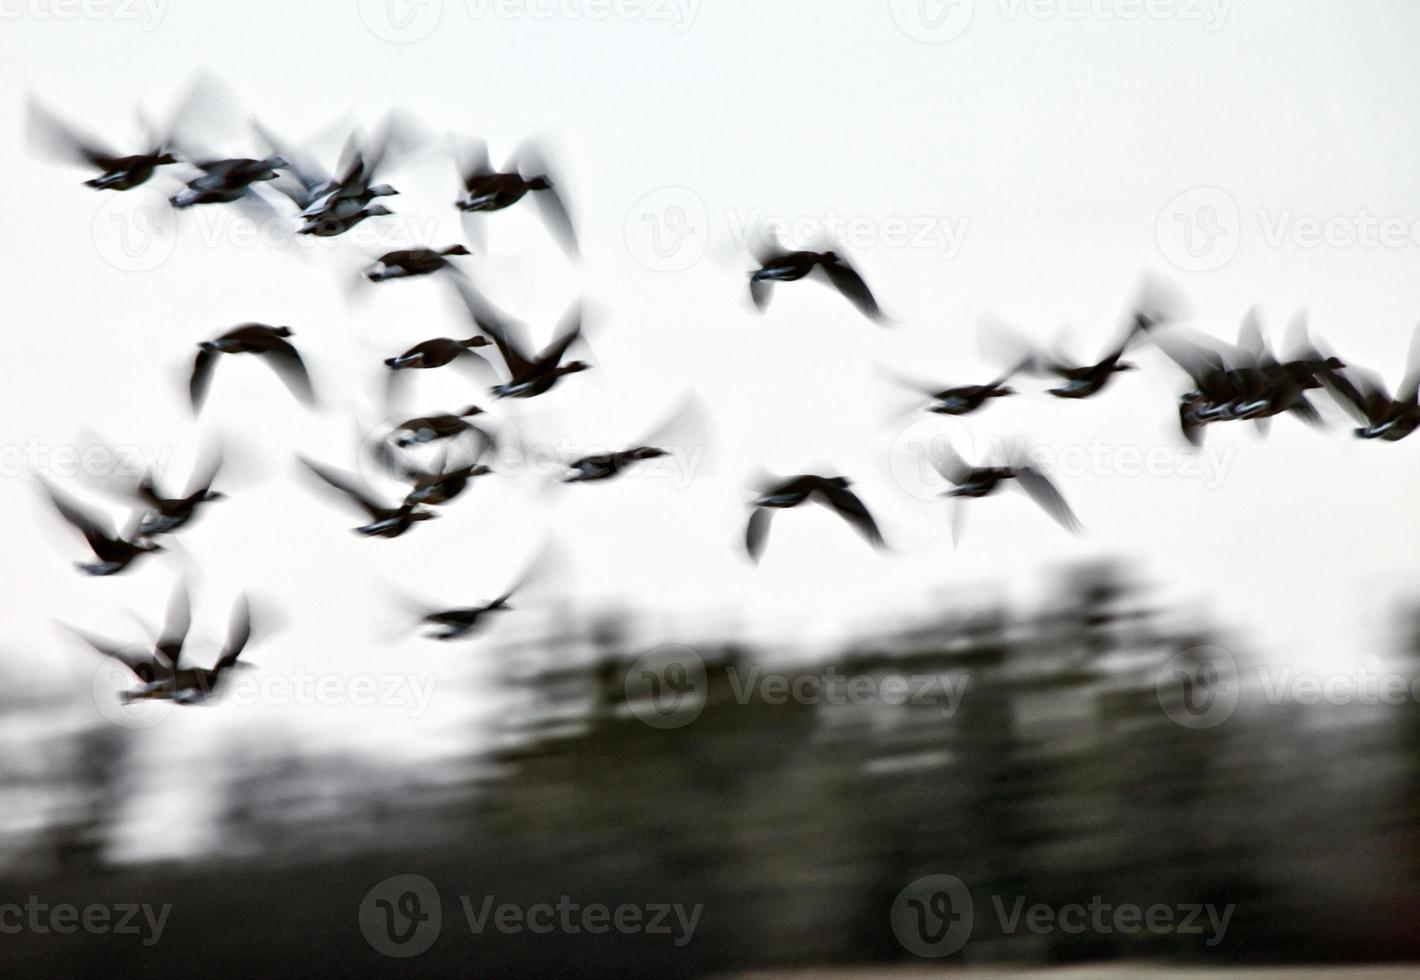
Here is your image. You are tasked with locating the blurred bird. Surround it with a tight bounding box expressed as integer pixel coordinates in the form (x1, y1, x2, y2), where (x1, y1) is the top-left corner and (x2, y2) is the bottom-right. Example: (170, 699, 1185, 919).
(1324, 322, 1420, 442)
(63, 579, 192, 687)
(169, 155, 289, 208)
(883, 359, 1031, 417)
(383, 334, 494, 402)
(397, 452, 493, 506)
(132, 441, 227, 537)
(563, 394, 708, 483)
(453, 137, 578, 257)
(365, 245, 471, 281)
(398, 542, 557, 640)
(925, 440, 1080, 543)
(298, 455, 438, 538)
(744, 474, 885, 563)
(748, 233, 883, 321)
(451, 280, 591, 398)
(39, 478, 162, 575)
(1030, 309, 1159, 399)
(124, 592, 259, 704)
(190, 324, 314, 412)
(26, 96, 179, 191)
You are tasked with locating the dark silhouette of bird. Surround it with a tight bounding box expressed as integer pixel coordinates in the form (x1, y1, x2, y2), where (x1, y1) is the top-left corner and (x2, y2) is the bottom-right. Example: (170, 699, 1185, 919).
(384, 335, 491, 371)
(169, 155, 289, 208)
(451, 280, 591, 398)
(562, 393, 707, 483)
(132, 442, 227, 536)
(39, 478, 162, 575)
(190, 323, 314, 412)
(748, 234, 883, 321)
(453, 137, 578, 257)
(26, 97, 179, 191)
(926, 440, 1080, 543)
(744, 474, 885, 563)
(1324, 322, 1420, 442)
(298, 455, 438, 538)
(365, 245, 471, 281)
(121, 590, 258, 704)
(397, 543, 555, 640)
(884, 358, 1032, 417)
(1031, 309, 1160, 399)
(64, 579, 192, 687)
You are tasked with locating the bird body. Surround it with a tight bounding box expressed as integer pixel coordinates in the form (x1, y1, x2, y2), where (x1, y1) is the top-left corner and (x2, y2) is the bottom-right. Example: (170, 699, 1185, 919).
(365, 245, 470, 281)
(745, 474, 885, 562)
(190, 324, 313, 412)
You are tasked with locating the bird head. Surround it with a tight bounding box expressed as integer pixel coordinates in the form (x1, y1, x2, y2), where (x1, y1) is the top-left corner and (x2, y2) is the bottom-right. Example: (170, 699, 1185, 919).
(202, 490, 227, 502)
(154, 151, 179, 166)
(630, 447, 670, 460)
(364, 204, 395, 218)
(562, 360, 592, 374)
(441, 244, 473, 257)
(464, 336, 492, 348)
(369, 184, 398, 198)
(1114, 362, 1139, 372)
(458, 405, 485, 417)
(273, 326, 295, 337)
(527, 176, 553, 190)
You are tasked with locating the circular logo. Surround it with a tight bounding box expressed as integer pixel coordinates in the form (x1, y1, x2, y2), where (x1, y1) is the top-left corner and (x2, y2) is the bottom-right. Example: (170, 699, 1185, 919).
(1155, 644, 1240, 729)
(359, 873, 442, 957)
(624, 186, 709, 272)
(90, 187, 177, 273)
(1155, 186, 1241, 273)
(891, 873, 974, 958)
(887, 415, 977, 502)
(357, 0, 444, 42)
(889, 0, 975, 43)
(624, 644, 707, 729)
(91, 653, 174, 730)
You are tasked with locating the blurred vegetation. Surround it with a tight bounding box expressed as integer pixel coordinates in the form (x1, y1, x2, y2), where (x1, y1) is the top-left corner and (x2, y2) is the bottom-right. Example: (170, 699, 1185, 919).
(3, 558, 1420, 976)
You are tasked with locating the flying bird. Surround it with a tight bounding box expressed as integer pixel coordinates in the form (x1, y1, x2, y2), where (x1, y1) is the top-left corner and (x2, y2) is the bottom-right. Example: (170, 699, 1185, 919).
(39, 478, 162, 575)
(189, 323, 314, 413)
(132, 442, 227, 536)
(298, 455, 438, 538)
(365, 245, 471, 281)
(453, 137, 578, 258)
(451, 280, 591, 398)
(748, 234, 883, 321)
(744, 474, 885, 563)
(924, 440, 1080, 543)
(562, 393, 708, 483)
(26, 96, 179, 191)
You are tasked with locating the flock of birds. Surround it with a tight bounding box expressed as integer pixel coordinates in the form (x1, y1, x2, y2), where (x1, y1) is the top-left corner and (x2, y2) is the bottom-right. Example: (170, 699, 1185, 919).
(23, 84, 1420, 709)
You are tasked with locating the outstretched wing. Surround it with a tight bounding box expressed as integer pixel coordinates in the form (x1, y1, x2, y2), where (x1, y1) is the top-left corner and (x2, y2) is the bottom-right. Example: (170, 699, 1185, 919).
(41, 479, 114, 553)
(449, 278, 533, 377)
(156, 579, 192, 667)
(261, 339, 316, 405)
(819, 257, 883, 321)
(745, 507, 773, 563)
(817, 485, 886, 549)
(190, 347, 219, 412)
(1014, 466, 1082, 533)
(213, 594, 252, 672)
(298, 456, 386, 520)
(26, 98, 118, 168)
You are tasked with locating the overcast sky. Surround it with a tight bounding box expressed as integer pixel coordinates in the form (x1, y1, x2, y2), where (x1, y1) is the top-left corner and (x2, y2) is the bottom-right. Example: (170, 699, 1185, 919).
(4, 0, 1420, 855)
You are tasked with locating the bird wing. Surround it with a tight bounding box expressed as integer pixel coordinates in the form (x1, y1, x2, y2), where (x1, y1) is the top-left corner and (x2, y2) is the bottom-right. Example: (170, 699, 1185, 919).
(457, 136, 493, 189)
(449, 278, 533, 377)
(534, 182, 579, 258)
(817, 485, 886, 549)
(182, 439, 225, 497)
(745, 507, 773, 562)
(748, 277, 773, 311)
(64, 625, 164, 683)
(189, 347, 219, 412)
(535, 303, 584, 370)
(298, 456, 386, 520)
(156, 580, 192, 667)
(925, 440, 972, 487)
(41, 479, 114, 552)
(1399, 322, 1420, 404)
(818, 257, 883, 321)
(261, 338, 316, 405)
(26, 98, 118, 167)
(1014, 466, 1082, 533)
(213, 594, 252, 672)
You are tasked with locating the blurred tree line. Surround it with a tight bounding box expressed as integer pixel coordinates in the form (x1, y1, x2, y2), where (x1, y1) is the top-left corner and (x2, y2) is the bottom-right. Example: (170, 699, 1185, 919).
(4, 558, 1420, 976)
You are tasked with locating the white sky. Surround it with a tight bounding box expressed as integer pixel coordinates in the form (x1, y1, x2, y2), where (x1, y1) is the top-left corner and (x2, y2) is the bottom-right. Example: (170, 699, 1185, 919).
(4, 1, 1420, 814)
